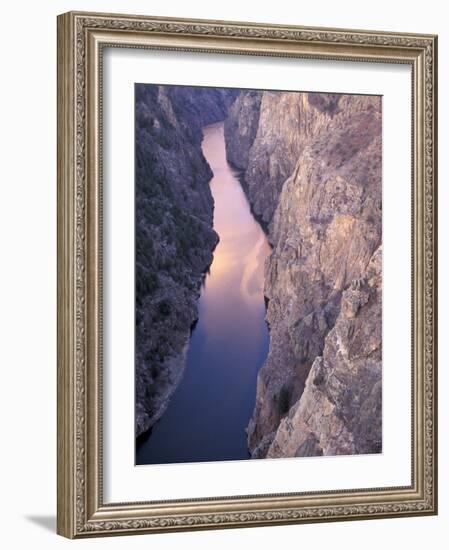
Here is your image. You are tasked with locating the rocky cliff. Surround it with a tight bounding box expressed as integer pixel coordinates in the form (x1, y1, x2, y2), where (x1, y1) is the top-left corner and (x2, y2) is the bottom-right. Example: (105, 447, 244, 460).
(225, 92, 343, 226)
(267, 247, 382, 457)
(225, 91, 382, 457)
(135, 84, 237, 437)
(224, 90, 262, 171)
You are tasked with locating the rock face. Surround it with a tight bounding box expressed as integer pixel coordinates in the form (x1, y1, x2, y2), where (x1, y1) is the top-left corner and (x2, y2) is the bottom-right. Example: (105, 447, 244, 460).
(225, 91, 382, 457)
(226, 92, 344, 226)
(224, 91, 262, 171)
(135, 84, 237, 437)
(267, 247, 382, 457)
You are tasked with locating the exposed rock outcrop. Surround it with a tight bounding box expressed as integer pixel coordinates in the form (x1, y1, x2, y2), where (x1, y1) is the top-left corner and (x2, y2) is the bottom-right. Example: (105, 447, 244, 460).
(244, 92, 305, 225)
(225, 92, 383, 457)
(267, 247, 382, 457)
(135, 85, 237, 437)
(226, 92, 346, 226)
(224, 90, 262, 171)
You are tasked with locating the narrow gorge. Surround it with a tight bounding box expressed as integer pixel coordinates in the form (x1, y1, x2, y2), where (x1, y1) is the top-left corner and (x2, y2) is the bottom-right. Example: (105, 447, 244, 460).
(135, 84, 382, 463)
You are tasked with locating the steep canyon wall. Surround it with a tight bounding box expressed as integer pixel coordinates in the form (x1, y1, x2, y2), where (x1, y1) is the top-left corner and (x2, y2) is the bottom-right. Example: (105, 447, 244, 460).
(225, 91, 382, 457)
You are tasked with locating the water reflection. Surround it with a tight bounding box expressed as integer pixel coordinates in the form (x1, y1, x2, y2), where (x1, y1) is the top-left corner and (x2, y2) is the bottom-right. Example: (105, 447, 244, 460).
(136, 122, 271, 465)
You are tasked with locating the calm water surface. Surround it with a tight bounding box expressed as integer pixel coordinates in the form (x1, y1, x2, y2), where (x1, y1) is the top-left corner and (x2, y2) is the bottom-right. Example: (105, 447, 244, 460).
(136, 122, 271, 465)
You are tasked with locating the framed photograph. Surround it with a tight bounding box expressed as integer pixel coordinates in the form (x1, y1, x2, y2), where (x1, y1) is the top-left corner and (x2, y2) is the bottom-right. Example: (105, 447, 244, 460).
(57, 11, 438, 538)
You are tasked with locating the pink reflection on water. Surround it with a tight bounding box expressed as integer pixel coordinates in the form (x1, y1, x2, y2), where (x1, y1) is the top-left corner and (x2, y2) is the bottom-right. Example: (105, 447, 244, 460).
(200, 122, 271, 339)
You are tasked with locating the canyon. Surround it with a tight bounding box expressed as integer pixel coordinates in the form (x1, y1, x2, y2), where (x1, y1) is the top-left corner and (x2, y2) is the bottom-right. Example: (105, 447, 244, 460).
(136, 84, 382, 461)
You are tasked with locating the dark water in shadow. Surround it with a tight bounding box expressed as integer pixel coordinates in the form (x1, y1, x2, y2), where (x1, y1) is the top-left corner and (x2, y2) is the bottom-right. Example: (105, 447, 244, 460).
(136, 122, 271, 465)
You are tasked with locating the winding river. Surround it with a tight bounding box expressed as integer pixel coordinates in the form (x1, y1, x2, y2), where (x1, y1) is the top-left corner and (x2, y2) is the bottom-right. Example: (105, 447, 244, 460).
(136, 122, 271, 465)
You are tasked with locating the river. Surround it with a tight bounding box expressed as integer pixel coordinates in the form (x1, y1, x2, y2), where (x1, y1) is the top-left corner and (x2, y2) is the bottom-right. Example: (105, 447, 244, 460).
(136, 122, 271, 465)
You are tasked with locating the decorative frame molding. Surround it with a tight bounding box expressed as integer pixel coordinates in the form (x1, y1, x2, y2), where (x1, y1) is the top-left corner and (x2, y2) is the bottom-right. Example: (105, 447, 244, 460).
(57, 11, 438, 538)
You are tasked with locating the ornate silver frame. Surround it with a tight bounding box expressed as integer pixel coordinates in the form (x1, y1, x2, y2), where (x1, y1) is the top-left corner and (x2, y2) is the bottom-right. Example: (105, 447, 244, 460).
(57, 11, 438, 538)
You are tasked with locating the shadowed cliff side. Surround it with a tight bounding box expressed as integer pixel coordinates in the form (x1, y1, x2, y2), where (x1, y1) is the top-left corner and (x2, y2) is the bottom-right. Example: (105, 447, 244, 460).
(224, 91, 382, 457)
(224, 90, 263, 171)
(135, 84, 237, 437)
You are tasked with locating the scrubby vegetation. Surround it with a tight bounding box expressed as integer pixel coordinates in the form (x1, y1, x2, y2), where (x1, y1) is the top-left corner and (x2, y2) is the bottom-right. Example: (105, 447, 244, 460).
(278, 384, 291, 416)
